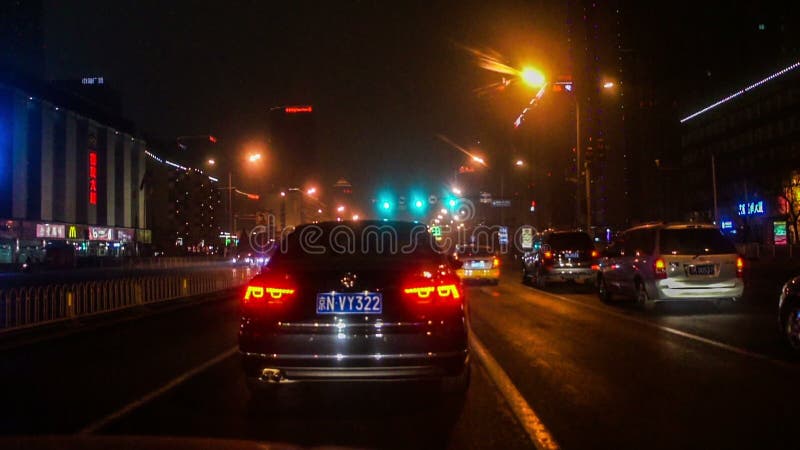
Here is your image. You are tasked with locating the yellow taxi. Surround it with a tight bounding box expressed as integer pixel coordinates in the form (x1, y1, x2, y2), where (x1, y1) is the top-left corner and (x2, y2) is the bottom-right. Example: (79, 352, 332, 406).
(454, 245, 500, 285)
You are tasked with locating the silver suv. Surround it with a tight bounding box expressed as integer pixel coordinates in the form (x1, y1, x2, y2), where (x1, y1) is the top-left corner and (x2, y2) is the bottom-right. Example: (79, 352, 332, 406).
(597, 223, 744, 309)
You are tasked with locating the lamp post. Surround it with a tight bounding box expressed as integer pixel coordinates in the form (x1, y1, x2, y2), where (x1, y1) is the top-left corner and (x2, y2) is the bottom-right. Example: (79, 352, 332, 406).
(519, 68, 615, 229)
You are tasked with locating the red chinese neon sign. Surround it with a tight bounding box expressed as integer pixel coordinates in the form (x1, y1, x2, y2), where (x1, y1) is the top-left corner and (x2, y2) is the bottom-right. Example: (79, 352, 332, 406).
(89, 151, 98, 205)
(284, 105, 313, 114)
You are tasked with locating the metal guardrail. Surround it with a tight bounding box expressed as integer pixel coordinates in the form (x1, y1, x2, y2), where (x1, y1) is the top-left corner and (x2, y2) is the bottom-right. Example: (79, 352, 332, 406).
(736, 243, 800, 260)
(0, 266, 254, 333)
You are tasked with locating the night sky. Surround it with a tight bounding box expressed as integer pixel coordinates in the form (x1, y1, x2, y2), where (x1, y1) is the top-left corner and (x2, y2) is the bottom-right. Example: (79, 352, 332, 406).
(41, 0, 800, 200)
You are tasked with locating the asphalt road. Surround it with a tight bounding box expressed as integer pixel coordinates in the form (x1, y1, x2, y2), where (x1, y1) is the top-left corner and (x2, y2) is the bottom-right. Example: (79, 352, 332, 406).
(1, 270, 799, 449)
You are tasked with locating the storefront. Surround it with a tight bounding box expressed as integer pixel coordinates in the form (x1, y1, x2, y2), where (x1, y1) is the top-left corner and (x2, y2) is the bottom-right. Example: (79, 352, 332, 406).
(0, 218, 151, 270)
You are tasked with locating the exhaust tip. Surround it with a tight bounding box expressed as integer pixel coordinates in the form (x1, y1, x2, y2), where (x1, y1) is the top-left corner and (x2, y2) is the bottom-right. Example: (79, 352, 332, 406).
(259, 368, 284, 383)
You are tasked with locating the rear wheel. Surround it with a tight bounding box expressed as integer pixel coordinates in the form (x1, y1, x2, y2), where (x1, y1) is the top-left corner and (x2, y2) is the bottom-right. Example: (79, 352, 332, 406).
(597, 275, 613, 303)
(636, 281, 656, 311)
(534, 268, 547, 289)
(782, 304, 800, 351)
(441, 364, 471, 394)
(521, 268, 531, 285)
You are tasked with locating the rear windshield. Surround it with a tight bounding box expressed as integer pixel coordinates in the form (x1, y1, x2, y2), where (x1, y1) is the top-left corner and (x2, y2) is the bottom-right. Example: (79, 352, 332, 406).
(271, 222, 443, 265)
(456, 246, 494, 257)
(546, 232, 593, 250)
(659, 229, 737, 255)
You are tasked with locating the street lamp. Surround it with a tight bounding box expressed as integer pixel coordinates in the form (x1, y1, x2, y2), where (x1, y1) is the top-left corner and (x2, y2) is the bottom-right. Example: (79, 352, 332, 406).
(248, 153, 262, 163)
(307, 187, 317, 195)
(337, 205, 345, 213)
(207, 158, 216, 166)
(521, 67, 546, 88)
(517, 67, 617, 229)
(515, 159, 525, 167)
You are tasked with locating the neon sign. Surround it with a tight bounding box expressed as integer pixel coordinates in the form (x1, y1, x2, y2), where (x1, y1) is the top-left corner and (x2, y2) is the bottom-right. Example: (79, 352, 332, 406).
(737, 200, 764, 216)
(284, 105, 313, 113)
(36, 224, 65, 239)
(89, 151, 98, 205)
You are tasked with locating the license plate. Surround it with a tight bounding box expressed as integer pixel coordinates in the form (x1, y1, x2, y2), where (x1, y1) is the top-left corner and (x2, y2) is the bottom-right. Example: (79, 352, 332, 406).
(469, 261, 487, 269)
(688, 264, 715, 275)
(316, 292, 383, 314)
(565, 252, 579, 258)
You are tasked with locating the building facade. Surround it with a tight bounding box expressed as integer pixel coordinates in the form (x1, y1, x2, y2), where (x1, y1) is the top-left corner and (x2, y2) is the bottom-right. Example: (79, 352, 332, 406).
(0, 80, 148, 266)
(680, 62, 800, 244)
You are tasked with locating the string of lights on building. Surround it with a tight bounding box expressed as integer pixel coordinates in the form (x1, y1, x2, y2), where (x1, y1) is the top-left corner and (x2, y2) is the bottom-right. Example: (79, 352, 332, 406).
(680, 60, 800, 123)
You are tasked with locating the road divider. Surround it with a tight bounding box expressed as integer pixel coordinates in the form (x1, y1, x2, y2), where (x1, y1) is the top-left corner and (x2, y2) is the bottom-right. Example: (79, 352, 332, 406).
(470, 332, 560, 450)
(0, 267, 254, 334)
(79, 346, 239, 434)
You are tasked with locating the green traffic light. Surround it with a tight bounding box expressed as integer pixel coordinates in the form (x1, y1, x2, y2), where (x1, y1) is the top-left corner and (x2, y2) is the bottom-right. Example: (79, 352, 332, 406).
(414, 200, 424, 209)
(382, 201, 391, 210)
(448, 199, 457, 207)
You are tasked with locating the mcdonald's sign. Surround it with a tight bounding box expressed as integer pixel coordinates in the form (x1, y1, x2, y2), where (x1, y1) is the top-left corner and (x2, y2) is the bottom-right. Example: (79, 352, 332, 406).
(68, 225, 78, 239)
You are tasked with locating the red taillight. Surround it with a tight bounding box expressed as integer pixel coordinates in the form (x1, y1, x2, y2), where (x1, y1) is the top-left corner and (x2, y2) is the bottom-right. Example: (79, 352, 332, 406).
(403, 268, 462, 305)
(544, 250, 553, 259)
(492, 257, 500, 268)
(654, 258, 667, 279)
(736, 257, 744, 278)
(591, 250, 599, 258)
(243, 273, 296, 308)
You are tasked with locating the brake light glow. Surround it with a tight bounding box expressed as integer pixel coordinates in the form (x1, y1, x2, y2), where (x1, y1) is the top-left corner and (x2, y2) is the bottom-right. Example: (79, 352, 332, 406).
(654, 258, 667, 279)
(244, 284, 296, 305)
(591, 250, 599, 258)
(544, 251, 553, 259)
(736, 257, 744, 278)
(492, 257, 500, 268)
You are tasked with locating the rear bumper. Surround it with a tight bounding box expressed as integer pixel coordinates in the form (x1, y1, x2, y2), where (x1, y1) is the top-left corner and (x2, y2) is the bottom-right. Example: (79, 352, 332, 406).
(651, 279, 744, 301)
(543, 267, 596, 283)
(241, 349, 469, 384)
(239, 318, 468, 383)
(456, 268, 500, 281)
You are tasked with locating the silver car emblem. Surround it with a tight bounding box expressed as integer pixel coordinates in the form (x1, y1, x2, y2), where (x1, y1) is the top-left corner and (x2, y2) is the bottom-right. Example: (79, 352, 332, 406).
(341, 272, 358, 289)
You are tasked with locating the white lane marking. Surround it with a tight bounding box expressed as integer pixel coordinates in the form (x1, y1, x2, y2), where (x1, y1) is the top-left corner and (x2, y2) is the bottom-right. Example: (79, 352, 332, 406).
(521, 287, 800, 371)
(470, 332, 560, 450)
(78, 346, 238, 434)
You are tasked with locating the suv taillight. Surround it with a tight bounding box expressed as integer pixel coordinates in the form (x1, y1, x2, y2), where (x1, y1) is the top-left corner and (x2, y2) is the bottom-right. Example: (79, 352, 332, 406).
(736, 257, 744, 278)
(654, 258, 667, 279)
(492, 257, 500, 268)
(403, 267, 463, 306)
(243, 273, 296, 309)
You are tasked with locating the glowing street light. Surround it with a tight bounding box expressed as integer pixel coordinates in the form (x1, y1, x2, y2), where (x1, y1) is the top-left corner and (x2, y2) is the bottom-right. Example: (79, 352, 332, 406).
(317, 208, 323, 213)
(440, 208, 448, 215)
(337, 205, 345, 213)
(306, 187, 317, 195)
(280, 191, 286, 197)
(207, 158, 216, 166)
(602, 81, 615, 89)
(521, 67, 546, 88)
(472, 155, 485, 165)
(352, 214, 360, 220)
(452, 187, 462, 195)
(248, 153, 262, 162)
(515, 159, 525, 167)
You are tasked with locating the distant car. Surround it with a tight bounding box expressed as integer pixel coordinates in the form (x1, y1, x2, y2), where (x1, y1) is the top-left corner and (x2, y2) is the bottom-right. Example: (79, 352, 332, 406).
(521, 230, 598, 288)
(597, 223, 744, 309)
(239, 221, 469, 396)
(778, 276, 800, 350)
(453, 245, 500, 285)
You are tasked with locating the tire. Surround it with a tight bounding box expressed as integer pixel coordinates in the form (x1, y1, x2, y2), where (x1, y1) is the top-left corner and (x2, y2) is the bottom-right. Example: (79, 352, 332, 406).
(521, 268, 530, 285)
(534, 268, 547, 289)
(597, 275, 613, 303)
(246, 378, 279, 404)
(781, 303, 800, 351)
(441, 364, 471, 394)
(636, 281, 656, 311)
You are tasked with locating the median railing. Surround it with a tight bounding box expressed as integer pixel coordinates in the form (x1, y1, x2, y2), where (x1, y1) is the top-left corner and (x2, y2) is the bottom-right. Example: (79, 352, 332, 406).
(0, 266, 254, 334)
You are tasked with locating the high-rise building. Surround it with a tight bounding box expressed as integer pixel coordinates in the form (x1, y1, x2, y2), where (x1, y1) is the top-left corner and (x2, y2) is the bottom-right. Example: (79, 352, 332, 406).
(267, 105, 317, 191)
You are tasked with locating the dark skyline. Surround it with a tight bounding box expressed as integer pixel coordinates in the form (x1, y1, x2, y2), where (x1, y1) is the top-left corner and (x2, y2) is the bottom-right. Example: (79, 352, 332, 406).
(39, 0, 800, 203)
